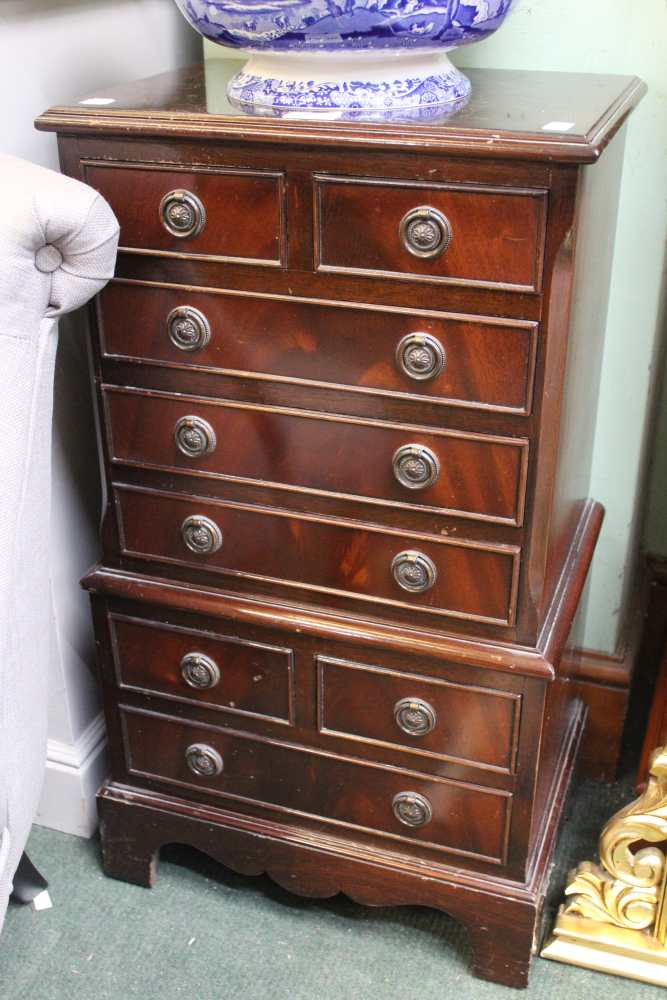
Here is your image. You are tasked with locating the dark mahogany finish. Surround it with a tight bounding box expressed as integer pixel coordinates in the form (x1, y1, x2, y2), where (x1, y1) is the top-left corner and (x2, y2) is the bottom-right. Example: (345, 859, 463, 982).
(85, 162, 286, 265)
(121, 705, 512, 863)
(315, 175, 547, 290)
(98, 281, 538, 415)
(37, 61, 643, 989)
(103, 386, 529, 524)
(113, 483, 519, 625)
(109, 613, 295, 724)
(317, 655, 520, 773)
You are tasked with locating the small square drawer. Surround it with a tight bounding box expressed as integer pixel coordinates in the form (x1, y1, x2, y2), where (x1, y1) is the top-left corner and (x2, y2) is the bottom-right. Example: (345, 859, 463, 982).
(109, 613, 294, 724)
(103, 386, 529, 526)
(113, 485, 520, 627)
(121, 706, 512, 864)
(84, 162, 285, 265)
(315, 175, 547, 291)
(318, 656, 521, 774)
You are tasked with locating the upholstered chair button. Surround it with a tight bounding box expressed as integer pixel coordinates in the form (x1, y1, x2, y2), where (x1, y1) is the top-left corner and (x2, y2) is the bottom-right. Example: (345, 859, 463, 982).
(35, 244, 63, 273)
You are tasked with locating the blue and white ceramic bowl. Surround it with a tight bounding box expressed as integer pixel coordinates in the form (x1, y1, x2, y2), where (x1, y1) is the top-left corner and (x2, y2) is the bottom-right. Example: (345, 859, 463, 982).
(174, 0, 515, 116)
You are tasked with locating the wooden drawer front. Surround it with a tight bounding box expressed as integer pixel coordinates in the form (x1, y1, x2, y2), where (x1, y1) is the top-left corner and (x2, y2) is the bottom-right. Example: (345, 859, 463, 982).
(315, 176, 547, 291)
(318, 657, 520, 774)
(114, 486, 519, 626)
(99, 283, 538, 415)
(84, 163, 285, 265)
(104, 387, 528, 526)
(109, 613, 294, 724)
(121, 706, 512, 863)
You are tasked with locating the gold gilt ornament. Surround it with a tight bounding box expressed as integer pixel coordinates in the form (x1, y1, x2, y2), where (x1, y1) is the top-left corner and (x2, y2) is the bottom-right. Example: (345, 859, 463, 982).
(542, 746, 667, 985)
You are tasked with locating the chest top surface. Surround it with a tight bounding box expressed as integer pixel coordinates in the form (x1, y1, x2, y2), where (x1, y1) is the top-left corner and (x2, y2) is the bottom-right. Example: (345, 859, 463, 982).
(37, 60, 644, 163)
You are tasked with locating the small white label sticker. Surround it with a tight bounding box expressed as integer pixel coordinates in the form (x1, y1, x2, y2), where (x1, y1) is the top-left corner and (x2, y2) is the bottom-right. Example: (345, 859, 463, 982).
(31, 890, 53, 912)
(542, 120, 576, 132)
(79, 97, 116, 106)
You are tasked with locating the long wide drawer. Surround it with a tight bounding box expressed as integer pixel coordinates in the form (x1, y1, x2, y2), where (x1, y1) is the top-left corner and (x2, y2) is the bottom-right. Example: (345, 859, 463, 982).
(113, 485, 520, 626)
(103, 387, 529, 525)
(317, 656, 521, 774)
(109, 613, 295, 725)
(98, 282, 538, 415)
(121, 705, 512, 864)
(315, 175, 547, 291)
(84, 162, 285, 265)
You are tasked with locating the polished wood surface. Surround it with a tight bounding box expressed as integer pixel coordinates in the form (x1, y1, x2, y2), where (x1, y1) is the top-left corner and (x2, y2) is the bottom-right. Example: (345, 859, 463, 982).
(85, 162, 285, 265)
(113, 483, 519, 625)
(121, 704, 512, 863)
(110, 613, 295, 724)
(98, 280, 538, 415)
(315, 175, 546, 291)
(94, 589, 541, 799)
(83, 497, 601, 683)
(40, 65, 641, 988)
(318, 655, 520, 773)
(36, 61, 645, 163)
(103, 385, 528, 524)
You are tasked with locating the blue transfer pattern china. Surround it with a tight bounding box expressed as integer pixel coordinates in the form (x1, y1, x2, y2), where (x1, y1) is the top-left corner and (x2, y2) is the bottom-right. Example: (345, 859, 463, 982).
(173, 0, 515, 115)
(227, 61, 472, 117)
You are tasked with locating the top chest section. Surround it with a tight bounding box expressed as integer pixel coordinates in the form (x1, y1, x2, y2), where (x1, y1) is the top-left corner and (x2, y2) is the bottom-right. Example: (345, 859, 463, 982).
(63, 132, 579, 645)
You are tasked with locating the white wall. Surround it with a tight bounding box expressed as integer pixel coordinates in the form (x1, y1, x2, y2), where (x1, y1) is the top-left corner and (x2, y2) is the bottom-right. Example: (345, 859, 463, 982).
(0, 0, 200, 835)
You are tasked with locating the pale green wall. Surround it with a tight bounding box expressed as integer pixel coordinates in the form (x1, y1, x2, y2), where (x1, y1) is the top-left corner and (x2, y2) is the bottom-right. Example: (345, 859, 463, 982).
(205, 0, 667, 653)
(452, 0, 667, 652)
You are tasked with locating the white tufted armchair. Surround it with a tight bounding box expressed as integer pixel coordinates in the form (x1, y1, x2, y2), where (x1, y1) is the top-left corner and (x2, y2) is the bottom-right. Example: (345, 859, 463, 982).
(0, 153, 118, 931)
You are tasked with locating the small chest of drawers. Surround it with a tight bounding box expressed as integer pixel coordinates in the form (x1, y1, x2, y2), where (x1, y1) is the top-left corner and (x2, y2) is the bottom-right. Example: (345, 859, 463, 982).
(38, 62, 644, 989)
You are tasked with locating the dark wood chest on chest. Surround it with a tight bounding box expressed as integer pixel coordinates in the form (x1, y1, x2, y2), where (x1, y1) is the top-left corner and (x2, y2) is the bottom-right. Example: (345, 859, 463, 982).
(38, 64, 644, 988)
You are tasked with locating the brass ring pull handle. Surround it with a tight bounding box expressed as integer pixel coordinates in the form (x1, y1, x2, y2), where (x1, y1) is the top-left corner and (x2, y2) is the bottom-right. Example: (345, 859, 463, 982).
(167, 306, 211, 352)
(174, 415, 217, 458)
(391, 550, 438, 594)
(392, 444, 440, 491)
(185, 743, 223, 777)
(399, 206, 452, 259)
(394, 697, 437, 736)
(159, 189, 206, 239)
(181, 515, 223, 555)
(392, 791, 433, 828)
(180, 652, 221, 691)
(395, 332, 446, 382)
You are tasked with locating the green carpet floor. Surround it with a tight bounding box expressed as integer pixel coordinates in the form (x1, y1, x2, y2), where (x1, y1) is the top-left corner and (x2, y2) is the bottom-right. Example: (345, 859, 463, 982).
(0, 776, 661, 1000)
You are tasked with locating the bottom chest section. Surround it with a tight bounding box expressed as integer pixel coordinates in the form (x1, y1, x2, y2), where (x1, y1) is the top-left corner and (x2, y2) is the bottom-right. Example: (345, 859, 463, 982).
(91, 592, 546, 881)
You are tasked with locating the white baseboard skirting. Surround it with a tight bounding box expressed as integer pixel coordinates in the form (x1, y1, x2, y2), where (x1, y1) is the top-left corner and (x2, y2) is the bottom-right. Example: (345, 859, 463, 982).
(35, 712, 108, 838)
